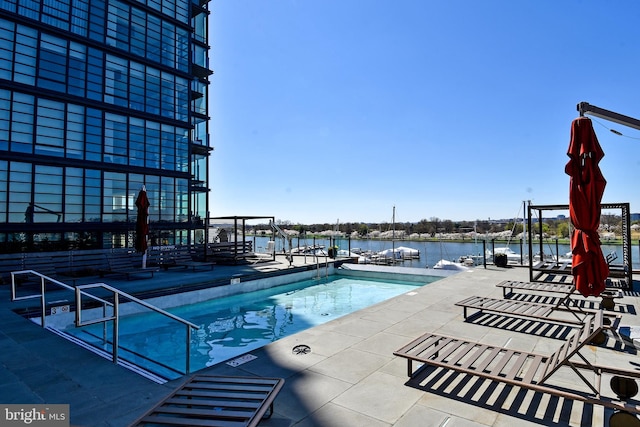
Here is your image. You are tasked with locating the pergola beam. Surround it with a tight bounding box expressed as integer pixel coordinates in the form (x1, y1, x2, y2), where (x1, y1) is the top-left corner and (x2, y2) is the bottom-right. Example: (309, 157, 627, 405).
(577, 101, 640, 131)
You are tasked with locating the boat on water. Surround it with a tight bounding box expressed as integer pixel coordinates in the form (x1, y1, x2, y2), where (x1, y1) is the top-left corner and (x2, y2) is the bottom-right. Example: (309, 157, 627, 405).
(395, 246, 420, 259)
(486, 247, 522, 264)
(433, 258, 472, 271)
(291, 245, 326, 255)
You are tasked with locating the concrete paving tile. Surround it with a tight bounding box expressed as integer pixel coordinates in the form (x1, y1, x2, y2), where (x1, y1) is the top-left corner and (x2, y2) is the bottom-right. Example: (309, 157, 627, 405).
(385, 308, 459, 338)
(332, 371, 423, 424)
(295, 402, 390, 427)
(352, 331, 413, 357)
(378, 354, 413, 379)
(324, 316, 389, 338)
(309, 348, 390, 384)
(396, 405, 491, 427)
(272, 370, 352, 423)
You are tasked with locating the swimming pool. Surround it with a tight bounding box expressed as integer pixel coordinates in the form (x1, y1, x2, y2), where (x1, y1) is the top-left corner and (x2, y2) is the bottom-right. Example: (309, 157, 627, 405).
(63, 273, 440, 380)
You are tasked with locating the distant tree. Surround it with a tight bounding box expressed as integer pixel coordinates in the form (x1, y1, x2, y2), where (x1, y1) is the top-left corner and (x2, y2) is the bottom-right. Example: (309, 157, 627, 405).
(358, 224, 369, 236)
(557, 222, 570, 238)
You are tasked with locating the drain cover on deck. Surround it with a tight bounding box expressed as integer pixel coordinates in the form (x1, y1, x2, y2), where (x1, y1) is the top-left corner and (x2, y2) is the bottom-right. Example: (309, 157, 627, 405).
(292, 344, 311, 355)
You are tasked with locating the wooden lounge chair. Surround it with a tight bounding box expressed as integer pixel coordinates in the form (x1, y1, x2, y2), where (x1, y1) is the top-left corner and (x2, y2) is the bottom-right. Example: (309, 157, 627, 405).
(393, 311, 640, 425)
(456, 295, 620, 330)
(158, 247, 215, 272)
(497, 279, 622, 310)
(131, 375, 284, 427)
(99, 254, 158, 280)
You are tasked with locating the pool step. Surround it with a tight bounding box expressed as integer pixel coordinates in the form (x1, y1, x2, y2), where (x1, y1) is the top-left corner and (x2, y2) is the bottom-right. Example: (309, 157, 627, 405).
(46, 327, 169, 384)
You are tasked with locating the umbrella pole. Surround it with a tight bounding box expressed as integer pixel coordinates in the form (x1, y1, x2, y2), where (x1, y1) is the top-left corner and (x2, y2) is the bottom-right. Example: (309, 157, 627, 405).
(142, 249, 147, 269)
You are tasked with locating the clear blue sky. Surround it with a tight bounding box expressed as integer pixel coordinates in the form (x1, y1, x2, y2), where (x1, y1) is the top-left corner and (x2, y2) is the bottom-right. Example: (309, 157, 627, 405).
(208, 1, 640, 225)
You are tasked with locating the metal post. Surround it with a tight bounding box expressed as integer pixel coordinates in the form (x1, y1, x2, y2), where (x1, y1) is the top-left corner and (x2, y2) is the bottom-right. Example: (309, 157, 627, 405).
(40, 277, 46, 328)
(482, 240, 487, 268)
(186, 326, 191, 374)
(112, 292, 119, 364)
(103, 304, 108, 345)
(519, 239, 523, 265)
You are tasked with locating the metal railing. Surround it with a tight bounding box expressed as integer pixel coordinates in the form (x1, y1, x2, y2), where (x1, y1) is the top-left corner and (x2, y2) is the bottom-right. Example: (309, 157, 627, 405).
(10, 271, 199, 375)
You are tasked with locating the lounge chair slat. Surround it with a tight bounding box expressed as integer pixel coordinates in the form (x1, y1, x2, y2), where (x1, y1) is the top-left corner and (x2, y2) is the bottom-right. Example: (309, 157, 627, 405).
(175, 391, 264, 401)
(140, 415, 245, 427)
(438, 341, 473, 365)
(168, 394, 263, 407)
(522, 354, 546, 384)
(487, 350, 515, 376)
(422, 337, 459, 360)
(475, 347, 503, 372)
(459, 344, 490, 369)
(157, 403, 260, 416)
(504, 352, 530, 380)
(395, 333, 442, 356)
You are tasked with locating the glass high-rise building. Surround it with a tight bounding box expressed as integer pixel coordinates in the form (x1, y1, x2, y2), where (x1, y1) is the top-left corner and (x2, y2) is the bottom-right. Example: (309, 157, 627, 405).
(0, 0, 213, 252)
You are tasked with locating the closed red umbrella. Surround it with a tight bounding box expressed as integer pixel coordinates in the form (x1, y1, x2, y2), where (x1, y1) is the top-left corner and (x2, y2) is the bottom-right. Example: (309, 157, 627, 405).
(135, 187, 150, 253)
(565, 117, 608, 297)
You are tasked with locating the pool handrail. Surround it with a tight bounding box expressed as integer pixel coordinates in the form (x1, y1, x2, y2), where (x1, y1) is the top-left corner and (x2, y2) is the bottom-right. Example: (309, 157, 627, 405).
(10, 270, 200, 375)
(10, 270, 112, 326)
(75, 282, 200, 375)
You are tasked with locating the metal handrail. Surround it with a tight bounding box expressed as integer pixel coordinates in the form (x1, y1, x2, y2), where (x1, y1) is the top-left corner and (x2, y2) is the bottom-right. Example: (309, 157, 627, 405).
(10, 270, 112, 327)
(10, 270, 199, 375)
(75, 282, 199, 374)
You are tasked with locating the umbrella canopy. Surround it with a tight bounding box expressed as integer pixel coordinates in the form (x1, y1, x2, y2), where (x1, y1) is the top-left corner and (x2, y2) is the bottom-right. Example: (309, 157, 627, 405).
(135, 187, 150, 253)
(565, 117, 608, 297)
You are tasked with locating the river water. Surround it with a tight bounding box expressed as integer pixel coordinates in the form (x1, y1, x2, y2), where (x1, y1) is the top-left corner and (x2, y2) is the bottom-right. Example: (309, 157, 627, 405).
(248, 235, 637, 269)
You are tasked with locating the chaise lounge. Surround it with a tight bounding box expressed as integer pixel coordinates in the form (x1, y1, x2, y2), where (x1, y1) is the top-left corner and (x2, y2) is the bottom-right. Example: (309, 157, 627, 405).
(131, 374, 284, 426)
(456, 294, 620, 331)
(394, 311, 640, 425)
(497, 279, 622, 310)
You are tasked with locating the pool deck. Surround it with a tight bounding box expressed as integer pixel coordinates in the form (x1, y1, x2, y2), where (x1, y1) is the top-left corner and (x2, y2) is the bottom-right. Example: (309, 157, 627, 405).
(1, 255, 639, 426)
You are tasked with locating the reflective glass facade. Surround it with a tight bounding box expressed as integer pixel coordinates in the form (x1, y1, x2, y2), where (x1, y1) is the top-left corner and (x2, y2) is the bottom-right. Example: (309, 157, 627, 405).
(0, 0, 212, 251)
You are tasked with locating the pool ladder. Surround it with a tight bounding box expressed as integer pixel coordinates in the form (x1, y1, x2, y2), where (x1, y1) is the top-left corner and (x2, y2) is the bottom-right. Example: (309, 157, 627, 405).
(10, 270, 199, 376)
(315, 253, 329, 279)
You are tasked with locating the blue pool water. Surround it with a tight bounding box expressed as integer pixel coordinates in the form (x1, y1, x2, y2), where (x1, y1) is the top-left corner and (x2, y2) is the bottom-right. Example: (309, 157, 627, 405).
(65, 275, 438, 379)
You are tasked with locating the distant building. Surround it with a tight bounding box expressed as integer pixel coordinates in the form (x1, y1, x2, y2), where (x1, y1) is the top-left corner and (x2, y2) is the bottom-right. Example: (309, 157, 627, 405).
(0, 0, 213, 252)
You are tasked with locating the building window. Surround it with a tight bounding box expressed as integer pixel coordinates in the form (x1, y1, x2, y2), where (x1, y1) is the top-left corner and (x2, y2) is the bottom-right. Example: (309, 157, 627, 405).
(10, 92, 34, 154)
(38, 33, 67, 93)
(104, 54, 128, 108)
(0, 19, 15, 80)
(33, 165, 63, 223)
(8, 162, 31, 223)
(65, 167, 83, 222)
(129, 117, 145, 167)
(84, 168, 101, 222)
(104, 113, 128, 165)
(103, 171, 127, 222)
(42, 0, 70, 31)
(86, 47, 104, 101)
(66, 104, 84, 159)
(85, 107, 102, 161)
(0, 160, 7, 223)
(0, 89, 9, 151)
(68, 41, 86, 97)
(14, 24, 37, 86)
(35, 98, 65, 157)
